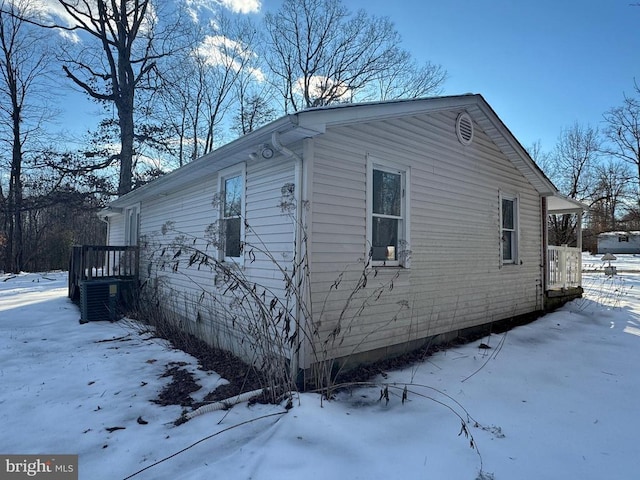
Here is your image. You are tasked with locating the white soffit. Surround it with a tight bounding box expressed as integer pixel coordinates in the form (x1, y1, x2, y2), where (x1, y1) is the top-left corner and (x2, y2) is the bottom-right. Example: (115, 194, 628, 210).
(547, 194, 587, 214)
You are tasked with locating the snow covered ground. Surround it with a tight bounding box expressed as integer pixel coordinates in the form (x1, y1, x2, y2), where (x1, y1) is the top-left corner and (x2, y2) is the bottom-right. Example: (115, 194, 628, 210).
(1, 255, 639, 480)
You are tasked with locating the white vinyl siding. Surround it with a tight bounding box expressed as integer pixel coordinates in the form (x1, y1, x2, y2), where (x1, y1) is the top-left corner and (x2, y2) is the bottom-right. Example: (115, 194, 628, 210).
(305, 110, 543, 366)
(108, 205, 139, 246)
(128, 156, 297, 364)
(243, 157, 296, 295)
(107, 215, 125, 246)
(139, 181, 217, 297)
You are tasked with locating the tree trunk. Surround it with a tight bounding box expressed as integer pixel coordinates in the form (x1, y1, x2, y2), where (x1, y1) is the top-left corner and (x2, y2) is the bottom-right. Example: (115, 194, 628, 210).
(636, 162, 640, 215)
(116, 17, 135, 197)
(6, 82, 23, 273)
(118, 95, 135, 196)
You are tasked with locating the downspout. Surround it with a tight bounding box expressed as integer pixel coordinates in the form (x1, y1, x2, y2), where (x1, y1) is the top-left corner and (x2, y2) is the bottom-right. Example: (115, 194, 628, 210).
(271, 131, 304, 386)
(541, 196, 548, 311)
(99, 214, 110, 246)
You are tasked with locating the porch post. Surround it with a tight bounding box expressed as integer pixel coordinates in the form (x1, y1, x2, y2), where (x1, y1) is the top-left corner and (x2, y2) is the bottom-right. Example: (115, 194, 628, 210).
(576, 211, 583, 251)
(576, 210, 583, 286)
(542, 196, 549, 294)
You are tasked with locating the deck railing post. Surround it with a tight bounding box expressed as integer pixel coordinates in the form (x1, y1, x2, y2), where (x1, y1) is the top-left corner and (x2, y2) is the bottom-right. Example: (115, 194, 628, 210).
(559, 243, 568, 289)
(68, 245, 140, 299)
(577, 250, 582, 286)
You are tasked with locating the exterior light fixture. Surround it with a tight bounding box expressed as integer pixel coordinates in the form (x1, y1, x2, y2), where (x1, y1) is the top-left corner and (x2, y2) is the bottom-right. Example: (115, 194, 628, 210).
(261, 145, 274, 159)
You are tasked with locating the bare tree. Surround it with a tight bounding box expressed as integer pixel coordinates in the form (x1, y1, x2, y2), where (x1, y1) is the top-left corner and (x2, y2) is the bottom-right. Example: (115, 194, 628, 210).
(553, 123, 600, 200)
(233, 90, 277, 135)
(547, 123, 601, 246)
(154, 56, 201, 168)
(589, 159, 632, 232)
(262, 0, 446, 111)
(33, 0, 182, 196)
(365, 57, 446, 101)
(0, 0, 54, 272)
(155, 13, 258, 165)
(527, 139, 553, 176)
(603, 93, 640, 207)
(232, 26, 277, 136)
(199, 17, 257, 154)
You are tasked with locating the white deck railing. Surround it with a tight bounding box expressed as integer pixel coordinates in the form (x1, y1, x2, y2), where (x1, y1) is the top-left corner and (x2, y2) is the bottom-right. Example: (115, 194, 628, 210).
(548, 244, 582, 290)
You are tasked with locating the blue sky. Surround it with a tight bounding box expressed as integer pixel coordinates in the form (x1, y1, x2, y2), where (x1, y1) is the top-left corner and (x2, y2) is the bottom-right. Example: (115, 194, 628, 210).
(340, 0, 639, 152)
(57, 0, 639, 156)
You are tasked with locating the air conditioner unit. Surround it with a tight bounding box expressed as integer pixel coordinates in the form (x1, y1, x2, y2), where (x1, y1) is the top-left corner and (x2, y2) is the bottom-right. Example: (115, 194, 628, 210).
(80, 279, 120, 323)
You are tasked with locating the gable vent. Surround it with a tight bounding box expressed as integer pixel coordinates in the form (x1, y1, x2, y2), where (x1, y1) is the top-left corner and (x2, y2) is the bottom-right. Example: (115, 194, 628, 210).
(456, 112, 474, 145)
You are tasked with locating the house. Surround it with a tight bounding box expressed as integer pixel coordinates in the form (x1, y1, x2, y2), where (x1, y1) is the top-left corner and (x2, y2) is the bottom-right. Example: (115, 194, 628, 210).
(94, 94, 584, 381)
(597, 231, 640, 254)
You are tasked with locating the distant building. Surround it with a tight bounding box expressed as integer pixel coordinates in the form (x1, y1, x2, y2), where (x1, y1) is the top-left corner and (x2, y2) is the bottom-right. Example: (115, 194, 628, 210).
(597, 231, 640, 254)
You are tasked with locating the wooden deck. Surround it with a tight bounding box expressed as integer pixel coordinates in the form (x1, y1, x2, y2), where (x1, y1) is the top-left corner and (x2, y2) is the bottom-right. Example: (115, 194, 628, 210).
(68, 245, 139, 302)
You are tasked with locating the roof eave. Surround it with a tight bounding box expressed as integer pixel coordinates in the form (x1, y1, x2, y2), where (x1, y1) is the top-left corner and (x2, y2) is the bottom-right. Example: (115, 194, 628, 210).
(109, 114, 317, 207)
(297, 94, 559, 197)
(470, 96, 558, 197)
(108, 94, 559, 208)
(547, 194, 589, 214)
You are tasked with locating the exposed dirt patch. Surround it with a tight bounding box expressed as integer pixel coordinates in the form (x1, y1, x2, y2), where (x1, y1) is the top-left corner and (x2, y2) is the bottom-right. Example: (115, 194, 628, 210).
(154, 363, 201, 407)
(152, 325, 492, 408)
(149, 329, 263, 408)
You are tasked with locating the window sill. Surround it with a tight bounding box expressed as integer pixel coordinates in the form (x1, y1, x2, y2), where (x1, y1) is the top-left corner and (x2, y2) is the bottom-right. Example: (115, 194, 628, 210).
(501, 261, 522, 267)
(371, 262, 409, 270)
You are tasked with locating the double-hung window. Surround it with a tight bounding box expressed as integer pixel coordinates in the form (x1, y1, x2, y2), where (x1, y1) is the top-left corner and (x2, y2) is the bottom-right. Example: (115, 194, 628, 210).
(219, 165, 245, 261)
(500, 194, 518, 264)
(368, 160, 409, 267)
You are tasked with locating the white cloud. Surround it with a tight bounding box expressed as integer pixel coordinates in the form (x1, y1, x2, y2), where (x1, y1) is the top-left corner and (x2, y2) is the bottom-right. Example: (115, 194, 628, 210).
(295, 76, 351, 103)
(196, 35, 239, 66)
(16, 0, 157, 41)
(195, 34, 264, 81)
(27, 0, 81, 29)
(185, 0, 261, 20)
(218, 0, 261, 14)
(8, 0, 81, 41)
(58, 29, 80, 43)
(246, 66, 265, 83)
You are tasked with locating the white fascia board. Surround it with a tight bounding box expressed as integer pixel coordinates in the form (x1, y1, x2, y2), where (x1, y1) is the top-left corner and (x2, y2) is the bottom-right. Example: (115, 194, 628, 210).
(295, 94, 479, 129)
(472, 99, 557, 196)
(97, 206, 122, 218)
(108, 115, 316, 208)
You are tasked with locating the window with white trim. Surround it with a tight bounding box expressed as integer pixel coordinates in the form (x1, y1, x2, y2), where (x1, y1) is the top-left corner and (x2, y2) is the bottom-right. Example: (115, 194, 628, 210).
(219, 166, 245, 261)
(500, 194, 518, 264)
(124, 205, 139, 246)
(368, 160, 409, 267)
